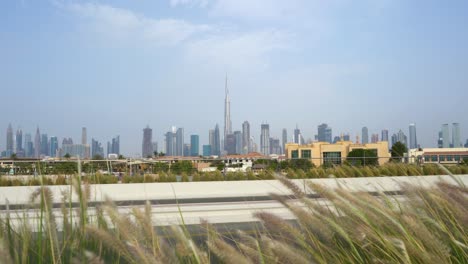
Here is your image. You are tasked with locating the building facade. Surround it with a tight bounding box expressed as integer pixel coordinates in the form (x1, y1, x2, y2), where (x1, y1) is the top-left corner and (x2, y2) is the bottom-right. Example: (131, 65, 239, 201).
(242, 121, 250, 154)
(260, 124, 270, 156)
(190, 135, 199, 156)
(285, 141, 391, 167)
(362, 127, 369, 144)
(409, 123, 418, 149)
(318, 123, 332, 143)
(142, 126, 153, 158)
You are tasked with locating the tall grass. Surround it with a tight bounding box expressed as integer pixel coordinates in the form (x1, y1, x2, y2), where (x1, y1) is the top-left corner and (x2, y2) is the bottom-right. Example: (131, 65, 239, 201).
(0, 172, 467, 263)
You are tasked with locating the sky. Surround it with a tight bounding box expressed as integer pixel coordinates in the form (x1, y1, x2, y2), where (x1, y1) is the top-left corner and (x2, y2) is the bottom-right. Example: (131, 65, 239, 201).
(1, 0, 468, 156)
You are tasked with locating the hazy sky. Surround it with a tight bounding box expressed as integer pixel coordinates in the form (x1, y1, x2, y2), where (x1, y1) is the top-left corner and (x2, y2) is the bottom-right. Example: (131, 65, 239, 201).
(1, 0, 468, 156)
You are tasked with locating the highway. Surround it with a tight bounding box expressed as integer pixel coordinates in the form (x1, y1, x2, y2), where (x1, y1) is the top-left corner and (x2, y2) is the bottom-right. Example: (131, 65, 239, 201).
(0, 175, 466, 231)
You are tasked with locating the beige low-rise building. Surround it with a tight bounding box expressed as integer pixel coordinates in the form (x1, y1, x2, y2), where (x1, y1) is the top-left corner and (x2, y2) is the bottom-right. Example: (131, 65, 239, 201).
(408, 148, 468, 164)
(285, 141, 391, 167)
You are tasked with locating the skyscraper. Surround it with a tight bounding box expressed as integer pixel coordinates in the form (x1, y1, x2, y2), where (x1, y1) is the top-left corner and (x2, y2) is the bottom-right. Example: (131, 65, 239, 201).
(269, 138, 281, 155)
(242, 121, 250, 154)
(452, 123, 461, 148)
(24, 133, 33, 157)
(260, 123, 270, 156)
(282, 128, 287, 154)
(441, 124, 450, 148)
(381, 129, 389, 142)
(362, 127, 369, 144)
(293, 126, 302, 144)
(318, 123, 332, 143)
(176, 127, 184, 156)
(224, 75, 232, 149)
(50, 136, 58, 157)
(91, 138, 104, 158)
(190, 135, 199, 156)
(82, 127, 87, 145)
(371, 134, 379, 143)
(107, 136, 120, 156)
(438, 131, 444, 148)
(34, 127, 41, 158)
(391, 130, 408, 147)
(6, 124, 13, 155)
(41, 134, 49, 156)
(142, 126, 153, 158)
(225, 134, 237, 155)
(15, 128, 23, 156)
(234, 131, 242, 154)
(343, 133, 350, 141)
(165, 131, 176, 156)
(213, 124, 221, 156)
(409, 123, 418, 149)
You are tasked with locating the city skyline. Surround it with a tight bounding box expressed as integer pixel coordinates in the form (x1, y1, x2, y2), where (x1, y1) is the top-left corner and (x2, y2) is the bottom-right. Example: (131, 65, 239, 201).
(1, 1, 468, 155)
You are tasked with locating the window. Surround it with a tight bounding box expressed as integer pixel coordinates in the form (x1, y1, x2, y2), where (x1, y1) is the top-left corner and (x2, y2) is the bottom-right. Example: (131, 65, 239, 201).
(431, 155, 438, 162)
(439, 155, 445, 162)
(424, 155, 431, 162)
(323, 152, 342, 165)
(301, 150, 311, 159)
(447, 155, 453, 161)
(291, 150, 299, 159)
(454, 155, 460, 161)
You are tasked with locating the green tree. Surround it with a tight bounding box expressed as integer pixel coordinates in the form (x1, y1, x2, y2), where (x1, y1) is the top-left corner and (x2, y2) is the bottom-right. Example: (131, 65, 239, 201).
(10, 153, 17, 160)
(92, 154, 103, 160)
(347, 149, 378, 166)
(391, 142, 408, 162)
(210, 160, 225, 171)
(64, 153, 71, 159)
(171, 160, 194, 174)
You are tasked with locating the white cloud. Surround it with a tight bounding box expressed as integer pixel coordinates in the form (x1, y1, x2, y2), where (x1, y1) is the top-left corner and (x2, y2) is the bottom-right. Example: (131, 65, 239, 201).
(170, 0, 210, 8)
(184, 29, 290, 72)
(64, 2, 212, 46)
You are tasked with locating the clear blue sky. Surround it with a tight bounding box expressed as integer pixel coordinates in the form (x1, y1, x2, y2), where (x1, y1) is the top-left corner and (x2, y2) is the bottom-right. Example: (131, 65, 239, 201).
(1, 0, 467, 155)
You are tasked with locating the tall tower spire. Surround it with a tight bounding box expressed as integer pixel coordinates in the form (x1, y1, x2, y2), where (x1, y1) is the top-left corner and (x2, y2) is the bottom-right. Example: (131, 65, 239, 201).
(224, 74, 232, 146)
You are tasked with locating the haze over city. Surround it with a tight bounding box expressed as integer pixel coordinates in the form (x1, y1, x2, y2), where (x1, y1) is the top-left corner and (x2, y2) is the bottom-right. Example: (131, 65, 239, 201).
(1, 0, 467, 156)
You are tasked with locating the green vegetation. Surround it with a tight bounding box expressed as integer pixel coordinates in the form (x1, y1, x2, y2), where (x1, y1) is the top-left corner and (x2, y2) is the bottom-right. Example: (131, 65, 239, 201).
(347, 149, 378, 166)
(0, 171, 466, 263)
(391, 141, 408, 161)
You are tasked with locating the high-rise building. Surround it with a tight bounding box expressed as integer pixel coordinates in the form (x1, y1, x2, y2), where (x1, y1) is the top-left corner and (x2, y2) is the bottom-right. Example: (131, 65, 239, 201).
(209, 129, 215, 151)
(165, 130, 176, 156)
(260, 124, 270, 156)
(438, 131, 444, 148)
(15, 128, 23, 156)
(269, 138, 281, 155)
(24, 133, 33, 157)
(371, 134, 379, 143)
(50, 136, 58, 157)
(224, 76, 232, 150)
(152, 142, 158, 154)
(213, 124, 221, 156)
(190, 135, 199, 156)
(441, 124, 450, 148)
(282, 128, 287, 154)
(225, 134, 237, 155)
(91, 138, 104, 158)
(6, 124, 13, 155)
(333, 136, 341, 143)
(381, 129, 389, 142)
(183, 144, 191, 157)
(242, 121, 250, 154)
(318, 123, 332, 143)
(362, 127, 369, 144)
(465, 139, 468, 148)
(234, 131, 242, 154)
(41, 134, 49, 156)
(82, 127, 87, 145)
(409, 123, 418, 149)
(142, 126, 153, 158)
(293, 126, 302, 144)
(343, 133, 350, 141)
(202, 145, 211, 156)
(391, 130, 408, 147)
(452, 123, 461, 148)
(176, 127, 184, 156)
(34, 127, 41, 158)
(107, 136, 120, 156)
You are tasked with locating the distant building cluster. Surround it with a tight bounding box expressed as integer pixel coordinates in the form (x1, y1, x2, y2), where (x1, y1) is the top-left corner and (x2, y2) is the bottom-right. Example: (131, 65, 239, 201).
(1, 125, 119, 159)
(2, 78, 467, 160)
